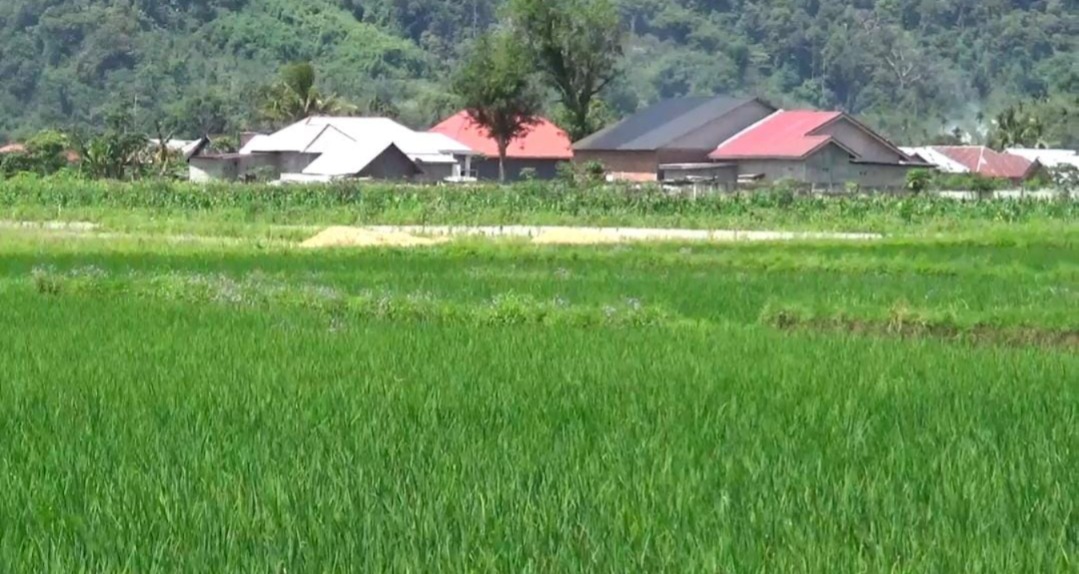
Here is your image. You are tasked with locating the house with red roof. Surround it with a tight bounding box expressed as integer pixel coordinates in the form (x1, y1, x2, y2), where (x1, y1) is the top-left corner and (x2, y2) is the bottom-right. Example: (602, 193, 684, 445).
(572, 95, 922, 188)
(573, 95, 777, 182)
(707, 110, 924, 188)
(429, 111, 573, 181)
(902, 146, 1041, 182)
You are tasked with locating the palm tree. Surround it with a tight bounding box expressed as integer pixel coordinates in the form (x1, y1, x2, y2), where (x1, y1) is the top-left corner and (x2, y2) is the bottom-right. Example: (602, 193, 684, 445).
(989, 102, 1047, 150)
(259, 63, 353, 125)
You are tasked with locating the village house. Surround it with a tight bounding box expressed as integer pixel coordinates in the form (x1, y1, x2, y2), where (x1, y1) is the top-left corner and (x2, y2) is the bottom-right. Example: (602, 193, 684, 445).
(902, 146, 1042, 183)
(574, 94, 923, 188)
(428, 111, 574, 181)
(1005, 148, 1078, 171)
(707, 110, 922, 188)
(573, 95, 777, 182)
(188, 116, 476, 183)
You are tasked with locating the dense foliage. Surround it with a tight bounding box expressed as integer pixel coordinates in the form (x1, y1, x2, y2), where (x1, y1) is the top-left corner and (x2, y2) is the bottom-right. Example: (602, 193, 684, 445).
(0, 0, 1075, 145)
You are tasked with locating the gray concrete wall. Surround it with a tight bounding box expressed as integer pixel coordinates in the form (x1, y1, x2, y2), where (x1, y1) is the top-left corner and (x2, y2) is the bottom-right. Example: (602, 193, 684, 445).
(804, 145, 909, 188)
(278, 152, 318, 175)
(474, 158, 565, 181)
(363, 148, 420, 180)
(659, 164, 738, 186)
(734, 145, 910, 189)
(737, 159, 808, 182)
(414, 161, 453, 182)
(188, 154, 276, 182)
(816, 117, 905, 163)
(573, 150, 659, 180)
(189, 157, 239, 182)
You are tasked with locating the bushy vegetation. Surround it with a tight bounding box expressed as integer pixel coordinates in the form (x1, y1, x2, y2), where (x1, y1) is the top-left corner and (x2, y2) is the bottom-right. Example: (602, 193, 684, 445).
(0, 225, 1076, 570)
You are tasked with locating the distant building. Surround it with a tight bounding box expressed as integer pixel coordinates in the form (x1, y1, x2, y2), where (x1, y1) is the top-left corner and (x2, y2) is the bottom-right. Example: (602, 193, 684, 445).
(899, 147, 970, 173)
(1006, 148, 1079, 170)
(903, 146, 1042, 182)
(573, 95, 922, 189)
(429, 111, 573, 180)
(189, 116, 476, 183)
(148, 138, 207, 159)
(709, 110, 923, 188)
(573, 95, 777, 182)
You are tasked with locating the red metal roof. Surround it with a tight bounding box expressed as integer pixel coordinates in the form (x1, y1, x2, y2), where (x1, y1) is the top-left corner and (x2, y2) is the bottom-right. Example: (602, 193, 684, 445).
(709, 111, 844, 160)
(930, 146, 1037, 180)
(429, 111, 573, 160)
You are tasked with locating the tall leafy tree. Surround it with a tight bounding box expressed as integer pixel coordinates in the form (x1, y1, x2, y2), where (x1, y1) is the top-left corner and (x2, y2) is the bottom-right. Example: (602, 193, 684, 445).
(451, 29, 542, 182)
(510, 0, 623, 142)
(258, 62, 353, 126)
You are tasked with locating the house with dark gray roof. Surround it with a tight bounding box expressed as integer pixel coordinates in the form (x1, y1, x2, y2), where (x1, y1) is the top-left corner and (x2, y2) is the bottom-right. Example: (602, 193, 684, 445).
(573, 95, 776, 181)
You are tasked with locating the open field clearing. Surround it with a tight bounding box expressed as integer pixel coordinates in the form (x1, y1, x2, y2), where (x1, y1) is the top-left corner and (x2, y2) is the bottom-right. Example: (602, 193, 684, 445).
(1, 207, 1077, 570)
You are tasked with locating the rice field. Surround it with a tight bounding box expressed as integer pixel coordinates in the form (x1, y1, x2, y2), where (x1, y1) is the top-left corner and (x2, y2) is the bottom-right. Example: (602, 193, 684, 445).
(1, 223, 1077, 572)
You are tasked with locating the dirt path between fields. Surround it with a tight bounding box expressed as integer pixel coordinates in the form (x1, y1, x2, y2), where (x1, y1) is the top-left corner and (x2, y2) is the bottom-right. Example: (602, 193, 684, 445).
(300, 225, 882, 248)
(0, 220, 99, 232)
(360, 225, 882, 245)
(0, 220, 882, 248)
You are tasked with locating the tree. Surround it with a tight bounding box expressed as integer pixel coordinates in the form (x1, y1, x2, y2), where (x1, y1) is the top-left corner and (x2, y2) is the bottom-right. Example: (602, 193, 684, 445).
(451, 29, 543, 182)
(0, 130, 72, 178)
(258, 62, 353, 126)
(74, 110, 147, 180)
(905, 168, 932, 194)
(988, 102, 1047, 150)
(510, 0, 623, 142)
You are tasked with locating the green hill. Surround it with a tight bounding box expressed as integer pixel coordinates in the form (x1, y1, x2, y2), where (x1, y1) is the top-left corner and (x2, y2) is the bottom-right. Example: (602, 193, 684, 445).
(1, 0, 1076, 144)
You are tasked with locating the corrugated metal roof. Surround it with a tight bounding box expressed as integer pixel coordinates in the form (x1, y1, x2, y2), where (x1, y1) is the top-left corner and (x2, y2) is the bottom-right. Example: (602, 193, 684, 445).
(709, 111, 843, 159)
(302, 141, 399, 176)
(1006, 148, 1079, 169)
(574, 95, 763, 151)
(901, 147, 970, 173)
(240, 116, 472, 164)
(931, 146, 1038, 179)
(430, 111, 573, 159)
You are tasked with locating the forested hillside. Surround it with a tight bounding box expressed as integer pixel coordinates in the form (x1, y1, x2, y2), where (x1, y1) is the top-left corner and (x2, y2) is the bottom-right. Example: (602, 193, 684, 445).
(1, 0, 1076, 144)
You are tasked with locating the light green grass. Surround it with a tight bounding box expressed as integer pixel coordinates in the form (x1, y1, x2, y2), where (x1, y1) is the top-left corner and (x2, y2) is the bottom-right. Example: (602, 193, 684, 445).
(0, 223, 1076, 571)
(2, 176, 1076, 236)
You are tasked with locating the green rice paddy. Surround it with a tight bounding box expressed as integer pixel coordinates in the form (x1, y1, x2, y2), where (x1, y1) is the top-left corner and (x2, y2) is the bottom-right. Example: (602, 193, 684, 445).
(1, 220, 1077, 571)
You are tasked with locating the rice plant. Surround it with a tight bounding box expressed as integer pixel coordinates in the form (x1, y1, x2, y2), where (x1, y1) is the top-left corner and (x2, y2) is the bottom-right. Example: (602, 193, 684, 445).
(0, 221, 1075, 571)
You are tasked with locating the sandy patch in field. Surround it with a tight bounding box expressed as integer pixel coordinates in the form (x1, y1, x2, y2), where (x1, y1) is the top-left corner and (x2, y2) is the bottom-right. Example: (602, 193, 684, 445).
(300, 226, 448, 248)
(0, 220, 99, 232)
(531, 228, 628, 245)
(368, 225, 882, 244)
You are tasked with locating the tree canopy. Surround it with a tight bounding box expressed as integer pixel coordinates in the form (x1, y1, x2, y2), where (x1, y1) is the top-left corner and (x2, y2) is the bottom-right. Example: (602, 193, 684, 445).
(0, 0, 1075, 146)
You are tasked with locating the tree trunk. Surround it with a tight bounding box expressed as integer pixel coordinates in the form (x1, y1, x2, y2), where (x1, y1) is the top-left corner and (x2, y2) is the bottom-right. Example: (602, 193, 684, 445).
(571, 98, 591, 142)
(498, 138, 508, 183)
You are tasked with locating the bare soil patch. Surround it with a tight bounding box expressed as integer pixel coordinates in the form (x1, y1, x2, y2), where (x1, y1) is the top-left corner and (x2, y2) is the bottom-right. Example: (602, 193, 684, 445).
(300, 226, 449, 249)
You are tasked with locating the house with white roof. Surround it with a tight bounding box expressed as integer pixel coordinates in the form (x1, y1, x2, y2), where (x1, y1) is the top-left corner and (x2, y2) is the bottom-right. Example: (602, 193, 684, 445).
(189, 117, 477, 183)
(1006, 148, 1079, 170)
(900, 147, 971, 174)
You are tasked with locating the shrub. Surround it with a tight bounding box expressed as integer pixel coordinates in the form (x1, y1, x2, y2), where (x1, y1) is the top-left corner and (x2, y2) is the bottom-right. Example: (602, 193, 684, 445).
(905, 169, 932, 194)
